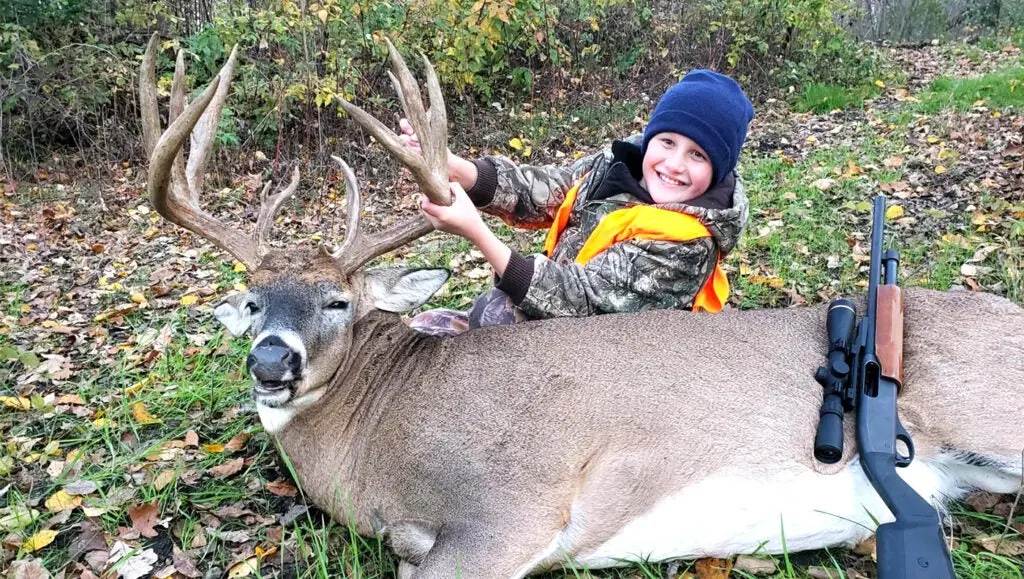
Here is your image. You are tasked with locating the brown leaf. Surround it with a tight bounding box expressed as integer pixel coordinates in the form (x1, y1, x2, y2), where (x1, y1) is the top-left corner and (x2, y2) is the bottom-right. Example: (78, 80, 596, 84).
(964, 490, 1002, 512)
(694, 557, 733, 578)
(128, 500, 161, 538)
(209, 457, 245, 478)
(8, 559, 51, 579)
(224, 432, 251, 453)
(184, 430, 199, 447)
(172, 546, 203, 578)
(265, 480, 298, 497)
(153, 470, 176, 491)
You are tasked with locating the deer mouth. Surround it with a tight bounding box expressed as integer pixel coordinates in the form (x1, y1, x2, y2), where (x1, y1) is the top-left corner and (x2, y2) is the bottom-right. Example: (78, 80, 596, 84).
(252, 380, 296, 406)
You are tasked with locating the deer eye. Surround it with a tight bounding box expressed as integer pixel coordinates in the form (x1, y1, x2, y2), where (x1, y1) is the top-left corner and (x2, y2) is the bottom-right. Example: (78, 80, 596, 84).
(325, 300, 350, 311)
(245, 302, 260, 315)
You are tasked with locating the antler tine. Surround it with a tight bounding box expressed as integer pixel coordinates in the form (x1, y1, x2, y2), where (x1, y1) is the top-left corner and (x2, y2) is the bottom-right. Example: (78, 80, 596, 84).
(337, 40, 450, 207)
(254, 166, 301, 251)
(186, 44, 239, 196)
(419, 53, 448, 190)
(140, 33, 163, 157)
(330, 156, 364, 261)
(143, 36, 264, 270)
(169, 50, 187, 177)
(329, 156, 433, 273)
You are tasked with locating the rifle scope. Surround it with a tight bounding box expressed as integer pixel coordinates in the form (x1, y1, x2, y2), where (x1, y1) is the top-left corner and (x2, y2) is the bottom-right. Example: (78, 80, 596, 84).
(813, 298, 856, 464)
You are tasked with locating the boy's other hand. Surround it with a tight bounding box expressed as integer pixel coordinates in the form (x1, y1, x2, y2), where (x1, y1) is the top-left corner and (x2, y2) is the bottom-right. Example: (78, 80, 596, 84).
(398, 118, 423, 156)
(420, 182, 487, 240)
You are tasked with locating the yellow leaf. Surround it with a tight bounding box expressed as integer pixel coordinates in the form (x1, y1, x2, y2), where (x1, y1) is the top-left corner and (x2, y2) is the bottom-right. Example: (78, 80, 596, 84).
(523, 146, 532, 158)
(508, 137, 523, 151)
(233, 282, 248, 292)
(885, 205, 905, 220)
(316, 8, 328, 22)
(132, 402, 161, 425)
(935, 165, 947, 174)
(233, 262, 247, 273)
(22, 529, 57, 552)
(228, 557, 259, 578)
(153, 469, 176, 491)
(926, 136, 939, 144)
(131, 293, 147, 304)
(1, 396, 32, 411)
(874, 79, 885, 88)
(45, 490, 82, 512)
(180, 295, 199, 306)
(203, 443, 225, 453)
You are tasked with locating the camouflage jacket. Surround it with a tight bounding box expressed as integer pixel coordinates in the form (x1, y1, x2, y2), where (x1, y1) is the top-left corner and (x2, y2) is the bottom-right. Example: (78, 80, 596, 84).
(464, 135, 749, 319)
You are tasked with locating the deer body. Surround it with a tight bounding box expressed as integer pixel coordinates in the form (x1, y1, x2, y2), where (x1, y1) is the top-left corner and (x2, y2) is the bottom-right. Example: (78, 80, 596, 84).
(138, 36, 1024, 577)
(260, 281, 1024, 576)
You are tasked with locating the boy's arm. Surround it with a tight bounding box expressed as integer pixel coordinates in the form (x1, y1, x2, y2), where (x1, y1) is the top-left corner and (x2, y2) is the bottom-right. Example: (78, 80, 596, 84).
(465, 150, 605, 229)
(496, 238, 717, 318)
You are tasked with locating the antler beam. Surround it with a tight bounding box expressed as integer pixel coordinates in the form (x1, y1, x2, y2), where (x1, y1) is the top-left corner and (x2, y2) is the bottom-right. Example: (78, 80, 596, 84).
(140, 33, 298, 270)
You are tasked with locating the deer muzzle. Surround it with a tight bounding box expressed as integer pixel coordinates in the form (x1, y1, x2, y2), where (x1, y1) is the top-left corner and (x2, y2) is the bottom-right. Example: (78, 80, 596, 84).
(247, 336, 302, 388)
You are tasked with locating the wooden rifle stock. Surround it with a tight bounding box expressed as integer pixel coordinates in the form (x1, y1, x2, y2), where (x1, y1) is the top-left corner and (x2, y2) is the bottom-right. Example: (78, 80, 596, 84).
(875, 285, 904, 389)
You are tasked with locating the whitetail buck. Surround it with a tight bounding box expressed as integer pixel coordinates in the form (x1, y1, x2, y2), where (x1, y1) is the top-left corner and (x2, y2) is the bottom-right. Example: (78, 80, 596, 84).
(140, 34, 1024, 578)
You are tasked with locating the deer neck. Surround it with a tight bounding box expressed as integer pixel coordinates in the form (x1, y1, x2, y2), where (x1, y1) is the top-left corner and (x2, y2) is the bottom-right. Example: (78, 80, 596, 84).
(272, 310, 438, 448)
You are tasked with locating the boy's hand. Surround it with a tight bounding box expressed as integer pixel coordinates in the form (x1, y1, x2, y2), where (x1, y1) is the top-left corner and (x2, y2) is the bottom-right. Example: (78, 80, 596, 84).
(398, 118, 479, 190)
(420, 182, 488, 240)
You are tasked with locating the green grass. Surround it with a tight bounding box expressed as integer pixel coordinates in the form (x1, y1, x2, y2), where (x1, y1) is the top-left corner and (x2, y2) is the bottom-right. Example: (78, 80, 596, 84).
(917, 66, 1024, 113)
(794, 83, 882, 113)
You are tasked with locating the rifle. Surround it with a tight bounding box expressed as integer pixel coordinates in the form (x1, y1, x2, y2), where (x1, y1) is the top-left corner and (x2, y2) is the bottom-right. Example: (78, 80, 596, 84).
(813, 196, 955, 579)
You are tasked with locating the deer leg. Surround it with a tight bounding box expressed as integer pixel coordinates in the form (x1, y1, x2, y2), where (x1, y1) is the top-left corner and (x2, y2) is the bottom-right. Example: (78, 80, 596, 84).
(397, 560, 418, 579)
(408, 523, 557, 579)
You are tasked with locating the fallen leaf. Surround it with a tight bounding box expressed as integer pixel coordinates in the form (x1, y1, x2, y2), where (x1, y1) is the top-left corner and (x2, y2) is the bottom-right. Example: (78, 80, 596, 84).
(8, 559, 51, 579)
(733, 555, 776, 575)
(184, 431, 199, 447)
(128, 501, 161, 538)
(694, 557, 733, 578)
(1, 396, 32, 410)
(508, 137, 523, 151)
(0, 506, 41, 530)
(45, 489, 82, 512)
(265, 480, 298, 497)
(973, 535, 1024, 556)
(64, 479, 99, 495)
(107, 541, 158, 579)
(227, 557, 259, 578)
(813, 178, 837, 191)
(202, 443, 225, 453)
(224, 432, 251, 452)
(209, 457, 245, 478)
(153, 470, 176, 491)
(22, 529, 58, 552)
(179, 295, 198, 306)
(885, 205, 905, 220)
(131, 402, 161, 425)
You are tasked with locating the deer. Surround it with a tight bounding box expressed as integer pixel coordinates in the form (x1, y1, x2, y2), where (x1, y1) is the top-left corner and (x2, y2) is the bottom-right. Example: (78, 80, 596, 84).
(139, 34, 1024, 578)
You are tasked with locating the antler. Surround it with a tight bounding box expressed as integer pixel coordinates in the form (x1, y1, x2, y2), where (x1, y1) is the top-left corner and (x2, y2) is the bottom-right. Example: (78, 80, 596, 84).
(140, 33, 299, 270)
(331, 39, 451, 273)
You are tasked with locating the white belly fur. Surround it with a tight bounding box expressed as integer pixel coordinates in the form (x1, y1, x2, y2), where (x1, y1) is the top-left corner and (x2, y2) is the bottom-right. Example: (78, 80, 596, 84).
(573, 458, 956, 569)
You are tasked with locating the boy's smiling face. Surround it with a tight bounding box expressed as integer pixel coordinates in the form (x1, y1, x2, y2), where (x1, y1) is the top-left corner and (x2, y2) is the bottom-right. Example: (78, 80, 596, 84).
(640, 132, 713, 204)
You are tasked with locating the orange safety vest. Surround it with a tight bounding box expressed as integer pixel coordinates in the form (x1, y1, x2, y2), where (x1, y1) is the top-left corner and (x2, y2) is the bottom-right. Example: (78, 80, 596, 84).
(543, 177, 729, 313)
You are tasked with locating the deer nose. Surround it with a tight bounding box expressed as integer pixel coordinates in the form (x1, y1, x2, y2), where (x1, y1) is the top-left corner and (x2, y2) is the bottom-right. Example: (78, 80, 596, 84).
(247, 336, 300, 383)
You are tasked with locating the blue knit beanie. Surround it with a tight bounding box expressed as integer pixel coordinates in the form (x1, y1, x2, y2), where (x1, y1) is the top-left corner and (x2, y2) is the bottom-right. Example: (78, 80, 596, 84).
(642, 70, 754, 186)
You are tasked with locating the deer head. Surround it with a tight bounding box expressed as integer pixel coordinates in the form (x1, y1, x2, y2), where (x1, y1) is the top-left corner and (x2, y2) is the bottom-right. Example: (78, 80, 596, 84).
(139, 33, 452, 407)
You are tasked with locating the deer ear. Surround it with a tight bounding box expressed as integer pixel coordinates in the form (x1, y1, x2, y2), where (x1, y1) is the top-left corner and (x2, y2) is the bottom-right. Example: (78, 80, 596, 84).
(215, 292, 253, 336)
(366, 268, 449, 313)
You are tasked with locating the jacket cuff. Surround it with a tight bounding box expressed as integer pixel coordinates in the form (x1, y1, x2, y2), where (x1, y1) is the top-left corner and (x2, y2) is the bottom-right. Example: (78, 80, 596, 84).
(466, 158, 498, 207)
(495, 252, 534, 304)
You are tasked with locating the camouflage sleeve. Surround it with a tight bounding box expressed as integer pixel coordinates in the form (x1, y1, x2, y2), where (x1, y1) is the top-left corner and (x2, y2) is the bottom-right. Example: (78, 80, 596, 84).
(516, 238, 716, 319)
(474, 151, 603, 229)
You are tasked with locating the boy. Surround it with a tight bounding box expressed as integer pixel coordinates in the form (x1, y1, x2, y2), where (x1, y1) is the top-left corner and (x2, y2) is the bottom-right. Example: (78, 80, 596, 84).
(408, 69, 754, 336)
